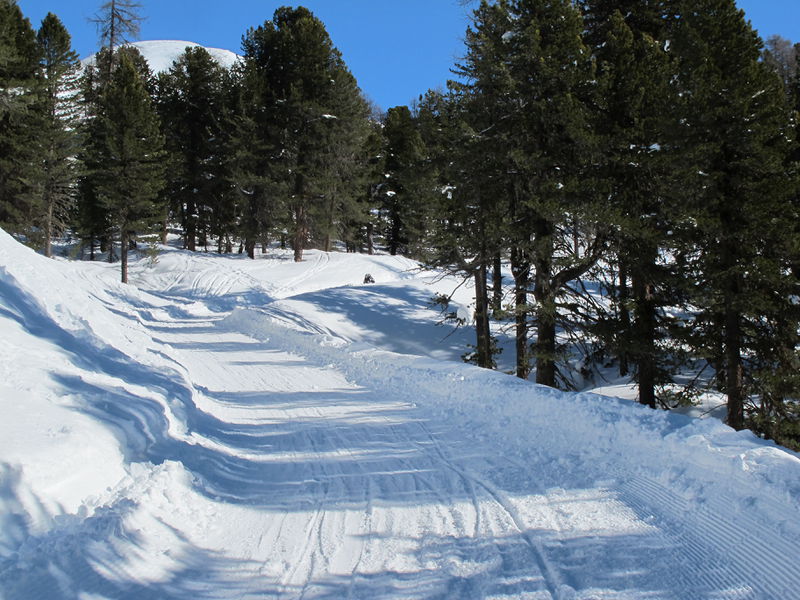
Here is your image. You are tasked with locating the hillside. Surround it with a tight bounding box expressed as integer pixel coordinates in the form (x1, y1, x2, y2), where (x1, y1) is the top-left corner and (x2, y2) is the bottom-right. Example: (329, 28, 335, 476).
(81, 40, 240, 73)
(1, 230, 799, 599)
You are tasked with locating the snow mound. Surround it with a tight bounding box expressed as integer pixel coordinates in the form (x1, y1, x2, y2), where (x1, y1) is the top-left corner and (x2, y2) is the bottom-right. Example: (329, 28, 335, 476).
(81, 39, 240, 73)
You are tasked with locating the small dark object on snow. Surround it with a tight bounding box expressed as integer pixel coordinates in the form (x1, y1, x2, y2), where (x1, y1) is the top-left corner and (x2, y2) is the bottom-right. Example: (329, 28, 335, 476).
(363, 273, 375, 284)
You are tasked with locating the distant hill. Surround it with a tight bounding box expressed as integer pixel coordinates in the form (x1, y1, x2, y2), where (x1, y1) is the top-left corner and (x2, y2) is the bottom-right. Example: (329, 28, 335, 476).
(82, 40, 240, 73)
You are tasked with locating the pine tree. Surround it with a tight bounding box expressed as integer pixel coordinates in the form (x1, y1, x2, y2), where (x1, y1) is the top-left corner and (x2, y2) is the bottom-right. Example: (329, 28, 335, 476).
(582, 2, 684, 407)
(503, 0, 603, 387)
(0, 0, 40, 235)
(381, 105, 426, 256)
(156, 46, 229, 251)
(674, 0, 798, 430)
(238, 7, 369, 262)
(34, 12, 82, 257)
(90, 0, 143, 78)
(85, 51, 166, 282)
(311, 58, 370, 254)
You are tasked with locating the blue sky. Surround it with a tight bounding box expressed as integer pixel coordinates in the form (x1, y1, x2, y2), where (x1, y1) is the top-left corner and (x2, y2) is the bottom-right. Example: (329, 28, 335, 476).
(16, 0, 800, 110)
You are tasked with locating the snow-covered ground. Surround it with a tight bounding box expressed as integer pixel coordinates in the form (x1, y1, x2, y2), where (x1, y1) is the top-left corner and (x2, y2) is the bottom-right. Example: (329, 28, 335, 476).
(1, 229, 799, 599)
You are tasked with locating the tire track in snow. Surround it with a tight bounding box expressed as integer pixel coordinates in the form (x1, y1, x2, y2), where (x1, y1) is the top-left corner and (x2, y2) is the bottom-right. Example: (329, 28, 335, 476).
(273, 251, 331, 299)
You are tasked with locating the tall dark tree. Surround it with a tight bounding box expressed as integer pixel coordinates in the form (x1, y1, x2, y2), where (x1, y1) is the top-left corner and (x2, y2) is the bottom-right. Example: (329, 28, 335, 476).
(582, 2, 683, 407)
(84, 51, 166, 282)
(0, 0, 40, 235)
(381, 105, 426, 256)
(90, 0, 144, 74)
(156, 46, 229, 251)
(239, 7, 369, 262)
(34, 12, 82, 257)
(674, 0, 798, 430)
(504, 0, 603, 387)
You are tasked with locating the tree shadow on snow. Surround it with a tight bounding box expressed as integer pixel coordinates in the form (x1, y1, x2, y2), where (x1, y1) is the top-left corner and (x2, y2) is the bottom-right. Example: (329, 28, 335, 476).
(0, 273, 763, 599)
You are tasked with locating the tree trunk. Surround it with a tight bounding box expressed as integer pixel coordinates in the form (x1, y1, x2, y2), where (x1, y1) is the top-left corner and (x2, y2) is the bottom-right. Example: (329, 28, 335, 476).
(293, 204, 306, 262)
(492, 252, 503, 315)
(533, 217, 557, 388)
(617, 258, 630, 377)
(725, 283, 745, 430)
(632, 264, 657, 409)
(473, 263, 492, 369)
(511, 246, 530, 380)
(161, 205, 168, 245)
(120, 229, 129, 284)
(185, 200, 196, 251)
(44, 202, 53, 258)
(367, 223, 375, 255)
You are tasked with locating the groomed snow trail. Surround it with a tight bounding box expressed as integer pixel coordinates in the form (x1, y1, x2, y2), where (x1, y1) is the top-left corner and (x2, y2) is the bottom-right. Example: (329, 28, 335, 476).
(1, 240, 799, 599)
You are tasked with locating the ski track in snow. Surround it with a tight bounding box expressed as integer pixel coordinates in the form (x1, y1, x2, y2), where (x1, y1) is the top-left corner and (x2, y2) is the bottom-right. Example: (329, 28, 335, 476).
(1, 239, 799, 599)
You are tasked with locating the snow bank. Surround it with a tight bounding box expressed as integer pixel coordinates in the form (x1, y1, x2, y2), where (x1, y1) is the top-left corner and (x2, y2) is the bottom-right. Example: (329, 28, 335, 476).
(0, 231, 193, 554)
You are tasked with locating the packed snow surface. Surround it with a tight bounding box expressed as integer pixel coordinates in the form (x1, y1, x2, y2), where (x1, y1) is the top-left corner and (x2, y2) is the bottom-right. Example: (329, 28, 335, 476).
(1, 229, 799, 599)
(81, 40, 240, 73)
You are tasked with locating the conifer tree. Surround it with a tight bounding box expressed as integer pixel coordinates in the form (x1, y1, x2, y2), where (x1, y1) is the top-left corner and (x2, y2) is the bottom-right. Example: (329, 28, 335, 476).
(90, 0, 143, 78)
(581, 2, 683, 407)
(504, 0, 604, 386)
(84, 51, 166, 282)
(34, 12, 82, 257)
(381, 105, 426, 256)
(674, 0, 798, 430)
(0, 0, 40, 235)
(239, 7, 369, 262)
(156, 46, 229, 251)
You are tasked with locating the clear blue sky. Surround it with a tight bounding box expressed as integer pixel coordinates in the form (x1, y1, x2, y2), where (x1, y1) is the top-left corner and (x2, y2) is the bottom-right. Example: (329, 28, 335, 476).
(16, 0, 800, 110)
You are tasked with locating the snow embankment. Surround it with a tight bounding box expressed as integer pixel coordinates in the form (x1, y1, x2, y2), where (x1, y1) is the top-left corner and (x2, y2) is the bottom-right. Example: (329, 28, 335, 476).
(0, 231, 192, 553)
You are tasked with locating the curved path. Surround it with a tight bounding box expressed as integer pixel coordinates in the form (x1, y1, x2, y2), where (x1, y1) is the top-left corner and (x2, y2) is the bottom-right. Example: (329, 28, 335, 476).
(2, 246, 798, 600)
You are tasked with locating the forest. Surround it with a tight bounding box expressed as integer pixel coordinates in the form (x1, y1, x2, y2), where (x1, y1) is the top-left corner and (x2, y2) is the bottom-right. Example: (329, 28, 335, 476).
(1, 0, 799, 450)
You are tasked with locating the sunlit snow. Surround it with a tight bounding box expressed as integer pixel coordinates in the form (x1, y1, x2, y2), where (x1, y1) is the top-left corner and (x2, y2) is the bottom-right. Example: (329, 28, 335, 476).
(1, 230, 799, 598)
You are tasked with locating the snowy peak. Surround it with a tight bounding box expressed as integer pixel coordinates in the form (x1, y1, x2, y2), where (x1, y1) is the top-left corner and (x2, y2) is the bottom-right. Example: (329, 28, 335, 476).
(82, 39, 240, 74)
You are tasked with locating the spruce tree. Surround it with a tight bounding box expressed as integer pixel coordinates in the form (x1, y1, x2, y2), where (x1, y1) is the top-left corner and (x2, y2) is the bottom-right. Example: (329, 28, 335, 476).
(582, 3, 684, 407)
(504, 0, 603, 387)
(90, 0, 144, 78)
(381, 105, 426, 256)
(239, 7, 369, 262)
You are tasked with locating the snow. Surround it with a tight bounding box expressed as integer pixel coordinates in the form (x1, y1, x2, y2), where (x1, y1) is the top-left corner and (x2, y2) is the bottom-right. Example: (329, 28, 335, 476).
(81, 40, 240, 74)
(1, 228, 799, 598)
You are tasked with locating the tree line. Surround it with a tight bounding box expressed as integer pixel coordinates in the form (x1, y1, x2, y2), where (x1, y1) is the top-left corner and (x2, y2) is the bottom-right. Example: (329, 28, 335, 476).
(1, 0, 798, 448)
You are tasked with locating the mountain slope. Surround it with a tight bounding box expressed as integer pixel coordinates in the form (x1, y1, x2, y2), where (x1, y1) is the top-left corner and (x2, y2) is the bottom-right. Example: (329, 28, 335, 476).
(1, 230, 799, 599)
(81, 40, 240, 73)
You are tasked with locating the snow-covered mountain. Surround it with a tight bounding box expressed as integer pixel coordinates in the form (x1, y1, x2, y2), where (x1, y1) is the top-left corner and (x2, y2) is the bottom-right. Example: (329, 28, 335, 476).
(81, 39, 240, 73)
(1, 229, 799, 598)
